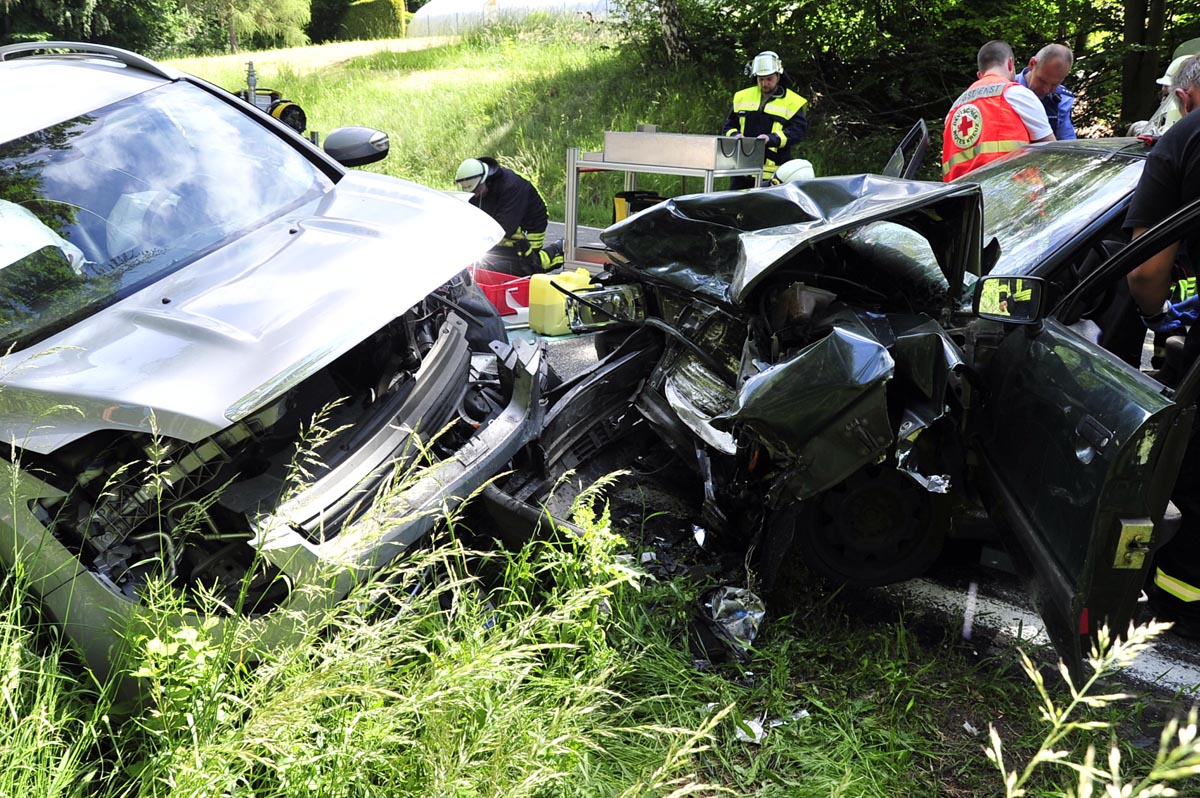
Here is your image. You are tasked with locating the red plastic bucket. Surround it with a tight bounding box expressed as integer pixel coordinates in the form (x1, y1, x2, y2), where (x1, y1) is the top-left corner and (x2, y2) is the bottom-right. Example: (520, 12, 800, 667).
(472, 267, 530, 316)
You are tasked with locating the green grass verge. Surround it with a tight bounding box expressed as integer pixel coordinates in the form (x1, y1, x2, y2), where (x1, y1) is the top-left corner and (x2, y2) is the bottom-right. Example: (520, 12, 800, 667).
(1, 471, 1196, 796)
(168, 19, 883, 229)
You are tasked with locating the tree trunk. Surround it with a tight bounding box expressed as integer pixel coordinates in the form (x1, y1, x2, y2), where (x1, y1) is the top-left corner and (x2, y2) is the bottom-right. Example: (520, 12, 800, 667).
(1121, 0, 1166, 126)
(228, 6, 238, 53)
(656, 0, 689, 65)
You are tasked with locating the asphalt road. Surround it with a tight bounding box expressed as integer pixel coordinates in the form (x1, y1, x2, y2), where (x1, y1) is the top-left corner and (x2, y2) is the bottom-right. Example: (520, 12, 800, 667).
(880, 563, 1200, 696)
(527, 328, 1200, 700)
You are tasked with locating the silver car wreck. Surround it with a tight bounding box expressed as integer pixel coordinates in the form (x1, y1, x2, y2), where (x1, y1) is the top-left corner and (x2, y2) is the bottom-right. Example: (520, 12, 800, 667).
(0, 42, 546, 676)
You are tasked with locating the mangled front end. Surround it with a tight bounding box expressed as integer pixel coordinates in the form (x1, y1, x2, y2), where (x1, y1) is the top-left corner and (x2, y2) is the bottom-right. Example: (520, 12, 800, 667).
(594, 176, 984, 584)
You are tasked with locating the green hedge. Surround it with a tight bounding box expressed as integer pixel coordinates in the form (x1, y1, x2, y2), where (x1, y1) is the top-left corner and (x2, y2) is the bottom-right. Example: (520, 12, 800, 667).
(340, 0, 407, 40)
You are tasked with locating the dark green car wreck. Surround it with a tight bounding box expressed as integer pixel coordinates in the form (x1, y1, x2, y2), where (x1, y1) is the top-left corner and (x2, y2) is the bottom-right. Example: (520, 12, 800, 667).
(532, 162, 1197, 676)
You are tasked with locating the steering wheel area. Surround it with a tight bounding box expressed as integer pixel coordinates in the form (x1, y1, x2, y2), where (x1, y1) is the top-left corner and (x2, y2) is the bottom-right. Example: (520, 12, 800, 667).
(18, 200, 117, 272)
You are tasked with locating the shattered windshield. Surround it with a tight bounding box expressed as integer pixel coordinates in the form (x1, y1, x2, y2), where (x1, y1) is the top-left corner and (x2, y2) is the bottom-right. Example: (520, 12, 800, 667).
(965, 145, 1144, 277)
(0, 81, 332, 351)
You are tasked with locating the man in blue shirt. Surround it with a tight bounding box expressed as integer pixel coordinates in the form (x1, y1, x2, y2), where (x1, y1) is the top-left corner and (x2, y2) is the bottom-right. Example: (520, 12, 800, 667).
(1017, 43, 1076, 140)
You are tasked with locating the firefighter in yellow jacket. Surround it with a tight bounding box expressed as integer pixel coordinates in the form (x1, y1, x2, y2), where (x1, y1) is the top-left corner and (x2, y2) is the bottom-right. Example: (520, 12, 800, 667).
(723, 50, 809, 189)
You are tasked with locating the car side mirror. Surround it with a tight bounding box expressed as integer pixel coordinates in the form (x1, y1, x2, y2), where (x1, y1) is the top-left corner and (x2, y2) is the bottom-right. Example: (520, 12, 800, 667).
(974, 275, 1045, 324)
(323, 126, 390, 167)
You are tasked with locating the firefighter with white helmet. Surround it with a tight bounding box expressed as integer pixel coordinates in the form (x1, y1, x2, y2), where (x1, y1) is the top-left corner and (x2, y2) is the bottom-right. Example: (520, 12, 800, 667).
(770, 158, 815, 184)
(454, 157, 564, 275)
(723, 50, 809, 189)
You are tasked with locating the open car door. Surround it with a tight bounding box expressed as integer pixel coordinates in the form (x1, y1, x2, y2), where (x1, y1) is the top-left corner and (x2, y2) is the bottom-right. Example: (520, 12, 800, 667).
(881, 119, 930, 180)
(973, 200, 1200, 676)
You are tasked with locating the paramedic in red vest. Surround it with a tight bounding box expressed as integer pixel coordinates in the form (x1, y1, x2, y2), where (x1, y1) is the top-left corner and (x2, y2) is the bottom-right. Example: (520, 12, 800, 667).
(942, 40, 1055, 182)
(723, 50, 809, 189)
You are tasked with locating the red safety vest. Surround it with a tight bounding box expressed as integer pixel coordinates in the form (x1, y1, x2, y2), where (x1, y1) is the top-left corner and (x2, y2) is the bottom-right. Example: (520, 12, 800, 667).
(942, 75, 1031, 182)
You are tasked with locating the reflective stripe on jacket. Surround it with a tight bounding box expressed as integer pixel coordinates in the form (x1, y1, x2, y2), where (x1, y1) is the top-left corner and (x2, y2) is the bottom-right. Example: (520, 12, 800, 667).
(1156, 567, 1200, 602)
(724, 85, 808, 177)
(942, 75, 1031, 181)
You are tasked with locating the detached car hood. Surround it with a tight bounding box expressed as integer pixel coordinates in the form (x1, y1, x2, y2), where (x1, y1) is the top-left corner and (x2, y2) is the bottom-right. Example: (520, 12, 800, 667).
(0, 172, 503, 453)
(600, 175, 985, 308)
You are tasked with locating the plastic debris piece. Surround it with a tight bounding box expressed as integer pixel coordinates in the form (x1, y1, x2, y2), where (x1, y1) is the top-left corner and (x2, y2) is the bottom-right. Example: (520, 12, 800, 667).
(640, 551, 657, 564)
(735, 717, 767, 744)
(701, 586, 766, 659)
(768, 709, 810, 728)
(963, 721, 979, 736)
(693, 525, 707, 548)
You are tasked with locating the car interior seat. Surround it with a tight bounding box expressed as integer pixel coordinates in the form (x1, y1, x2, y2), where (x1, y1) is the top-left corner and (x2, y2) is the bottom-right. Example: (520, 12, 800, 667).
(1074, 236, 1145, 368)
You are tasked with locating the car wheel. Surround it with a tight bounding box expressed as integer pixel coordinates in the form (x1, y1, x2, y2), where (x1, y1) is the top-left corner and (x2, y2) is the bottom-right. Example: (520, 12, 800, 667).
(793, 463, 948, 587)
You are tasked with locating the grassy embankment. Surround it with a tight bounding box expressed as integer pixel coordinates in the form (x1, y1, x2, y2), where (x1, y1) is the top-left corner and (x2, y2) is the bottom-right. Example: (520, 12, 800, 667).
(169, 18, 887, 229)
(0, 24, 1194, 798)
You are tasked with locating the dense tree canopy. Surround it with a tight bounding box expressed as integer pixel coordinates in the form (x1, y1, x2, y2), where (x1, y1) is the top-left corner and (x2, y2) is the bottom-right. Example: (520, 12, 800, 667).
(618, 0, 1200, 133)
(1, 0, 310, 54)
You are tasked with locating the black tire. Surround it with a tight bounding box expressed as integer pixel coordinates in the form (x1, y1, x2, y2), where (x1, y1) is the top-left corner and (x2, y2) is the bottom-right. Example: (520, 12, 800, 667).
(793, 463, 948, 587)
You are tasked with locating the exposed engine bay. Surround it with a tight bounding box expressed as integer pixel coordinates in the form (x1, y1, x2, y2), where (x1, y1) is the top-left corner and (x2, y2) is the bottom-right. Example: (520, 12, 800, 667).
(15, 285, 508, 613)
(532, 177, 990, 587)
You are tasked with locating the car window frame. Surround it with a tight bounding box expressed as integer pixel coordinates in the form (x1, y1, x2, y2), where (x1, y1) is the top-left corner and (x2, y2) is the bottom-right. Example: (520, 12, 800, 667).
(1055, 193, 1200, 329)
(184, 75, 349, 186)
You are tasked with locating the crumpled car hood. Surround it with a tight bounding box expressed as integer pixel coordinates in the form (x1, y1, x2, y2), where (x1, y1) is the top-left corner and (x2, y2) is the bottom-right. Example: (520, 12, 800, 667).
(0, 172, 502, 454)
(600, 174, 984, 309)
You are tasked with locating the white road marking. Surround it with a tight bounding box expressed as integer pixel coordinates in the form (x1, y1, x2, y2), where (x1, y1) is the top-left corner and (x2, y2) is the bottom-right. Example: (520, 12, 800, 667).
(886, 578, 1200, 697)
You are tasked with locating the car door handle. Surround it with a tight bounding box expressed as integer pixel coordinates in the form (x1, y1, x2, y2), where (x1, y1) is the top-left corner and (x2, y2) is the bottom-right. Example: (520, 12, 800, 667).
(1075, 414, 1113, 452)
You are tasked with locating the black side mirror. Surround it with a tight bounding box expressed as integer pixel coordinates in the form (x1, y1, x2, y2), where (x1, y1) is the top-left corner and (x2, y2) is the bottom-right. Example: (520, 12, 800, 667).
(324, 126, 390, 167)
(974, 275, 1045, 324)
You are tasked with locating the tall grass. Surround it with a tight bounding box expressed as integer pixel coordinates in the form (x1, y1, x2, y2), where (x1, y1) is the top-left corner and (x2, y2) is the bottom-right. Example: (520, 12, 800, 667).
(3, 467, 1197, 795)
(0, 471, 731, 797)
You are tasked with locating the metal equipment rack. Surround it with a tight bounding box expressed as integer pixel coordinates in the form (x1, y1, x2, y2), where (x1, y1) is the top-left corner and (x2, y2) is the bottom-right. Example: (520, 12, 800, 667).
(563, 132, 764, 266)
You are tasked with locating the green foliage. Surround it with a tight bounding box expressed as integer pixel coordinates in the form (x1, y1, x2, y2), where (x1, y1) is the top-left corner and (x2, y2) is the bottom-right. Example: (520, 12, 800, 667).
(0, 0, 197, 52)
(986, 622, 1200, 797)
(307, 0, 353, 44)
(339, 0, 406, 41)
(612, 0, 1200, 148)
(171, 0, 310, 53)
(0, 434, 1194, 796)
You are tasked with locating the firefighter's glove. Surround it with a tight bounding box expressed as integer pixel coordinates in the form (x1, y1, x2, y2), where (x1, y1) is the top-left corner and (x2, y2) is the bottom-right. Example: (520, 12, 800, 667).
(1141, 296, 1200, 336)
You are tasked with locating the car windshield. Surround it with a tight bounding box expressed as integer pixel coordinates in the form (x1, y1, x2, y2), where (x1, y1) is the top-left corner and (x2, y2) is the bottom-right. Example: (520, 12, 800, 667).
(967, 145, 1145, 276)
(0, 80, 332, 351)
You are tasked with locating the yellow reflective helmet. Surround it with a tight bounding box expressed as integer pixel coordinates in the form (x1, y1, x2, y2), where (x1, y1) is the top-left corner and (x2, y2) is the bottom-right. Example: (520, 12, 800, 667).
(454, 158, 489, 192)
(751, 51, 783, 76)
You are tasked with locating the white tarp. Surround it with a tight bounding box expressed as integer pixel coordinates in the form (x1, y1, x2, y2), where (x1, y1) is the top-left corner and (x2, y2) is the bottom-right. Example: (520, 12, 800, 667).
(410, 0, 610, 37)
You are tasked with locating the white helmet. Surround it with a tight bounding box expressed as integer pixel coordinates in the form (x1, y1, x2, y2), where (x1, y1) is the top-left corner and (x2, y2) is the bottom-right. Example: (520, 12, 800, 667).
(751, 51, 783, 77)
(1157, 55, 1191, 86)
(454, 158, 489, 192)
(772, 159, 815, 184)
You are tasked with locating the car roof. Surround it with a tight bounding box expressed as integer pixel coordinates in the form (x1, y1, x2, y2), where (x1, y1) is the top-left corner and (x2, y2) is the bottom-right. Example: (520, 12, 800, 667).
(0, 45, 177, 144)
(1036, 136, 1150, 157)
